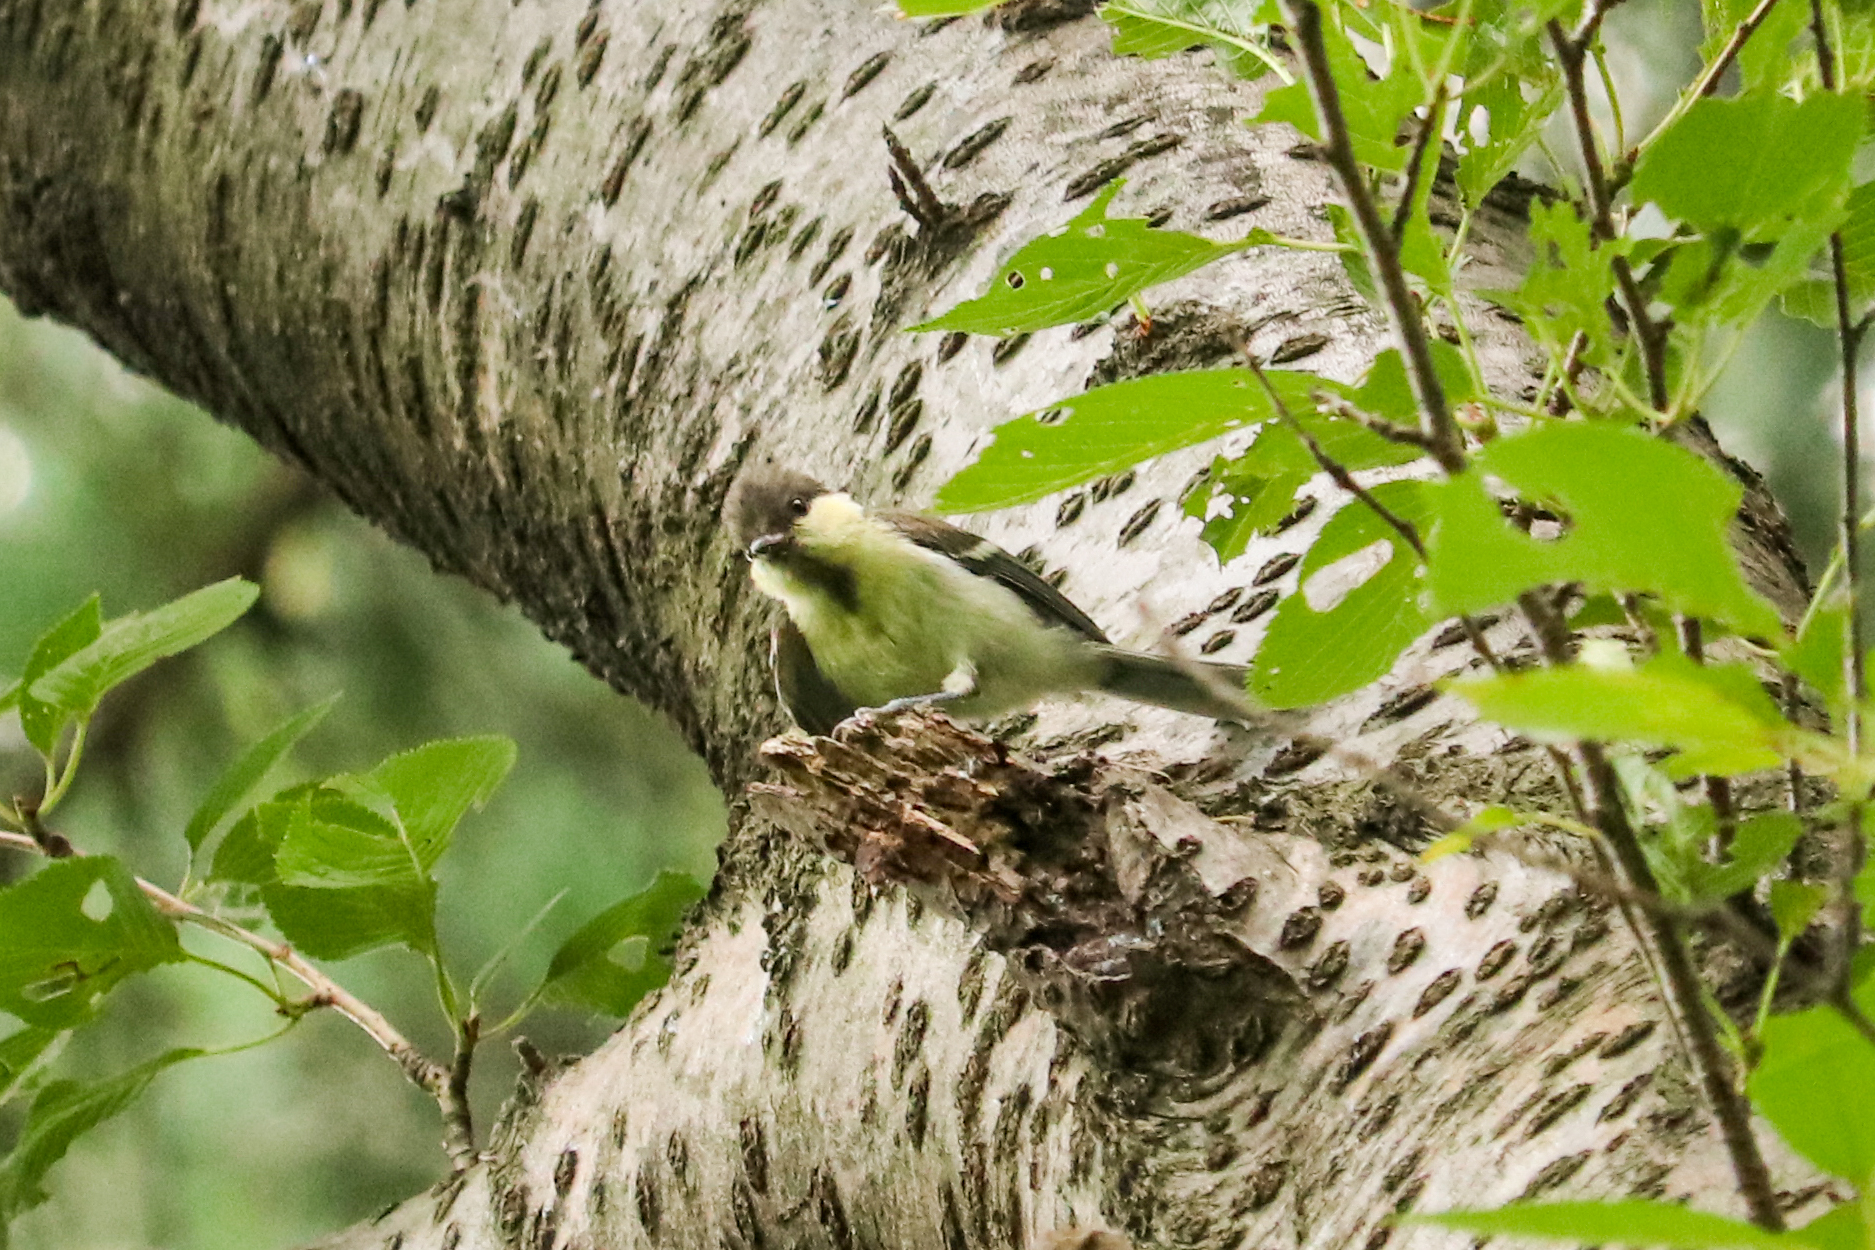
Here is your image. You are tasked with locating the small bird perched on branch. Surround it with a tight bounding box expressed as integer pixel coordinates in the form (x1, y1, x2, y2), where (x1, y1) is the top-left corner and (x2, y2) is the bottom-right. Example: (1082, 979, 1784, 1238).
(726, 465, 1258, 735)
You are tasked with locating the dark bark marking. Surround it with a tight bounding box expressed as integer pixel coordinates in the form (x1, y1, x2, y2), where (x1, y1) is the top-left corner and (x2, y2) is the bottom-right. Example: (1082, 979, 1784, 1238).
(894, 82, 937, 121)
(738, 1117, 770, 1194)
(1405, 876, 1430, 904)
(522, 37, 552, 85)
(361, 0, 385, 30)
(1270, 331, 1330, 363)
(1253, 551, 1299, 585)
(1264, 737, 1328, 777)
(890, 434, 932, 490)
(1064, 134, 1182, 200)
(1475, 940, 1516, 981)
(813, 1169, 857, 1250)
(598, 117, 652, 207)
(1014, 57, 1054, 84)
(173, 0, 200, 33)
(511, 197, 539, 268)
(1246, 1159, 1288, 1209)
(643, 43, 675, 91)
(576, 30, 609, 87)
(937, 329, 968, 362)
(414, 84, 440, 132)
(842, 51, 891, 99)
(1305, 939, 1349, 990)
(1206, 194, 1271, 220)
(760, 81, 806, 137)
(817, 319, 859, 389)
(1487, 972, 1532, 1013)
(634, 1169, 661, 1236)
(1465, 880, 1499, 919)
(958, 948, 990, 1020)
(1231, 588, 1279, 624)
(286, 0, 321, 43)
(553, 1147, 579, 1199)
(1333, 1022, 1392, 1091)
(1413, 969, 1461, 1017)
(376, 145, 397, 197)
(991, 331, 1030, 366)
(810, 225, 854, 285)
(1361, 686, 1438, 733)
(1598, 1072, 1653, 1122)
(1273, 493, 1319, 533)
(883, 398, 922, 453)
(786, 98, 826, 145)
(906, 1065, 932, 1147)
(1318, 880, 1346, 910)
(1519, 1152, 1589, 1199)
(788, 214, 824, 262)
(1118, 498, 1162, 545)
(1199, 630, 1234, 654)
(252, 33, 282, 104)
(1278, 907, 1322, 950)
(1055, 492, 1086, 528)
(323, 89, 364, 155)
(1598, 1019, 1656, 1058)
(850, 387, 881, 434)
(942, 116, 1012, 170)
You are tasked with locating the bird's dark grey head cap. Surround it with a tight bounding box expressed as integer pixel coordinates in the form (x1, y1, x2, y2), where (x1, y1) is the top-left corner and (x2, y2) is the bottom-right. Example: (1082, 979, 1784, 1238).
(724, 465, 831, 553)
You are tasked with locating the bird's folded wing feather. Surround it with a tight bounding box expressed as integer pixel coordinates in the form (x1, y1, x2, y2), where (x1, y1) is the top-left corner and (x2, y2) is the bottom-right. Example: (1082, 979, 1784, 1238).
(881, 512, 1109, 644)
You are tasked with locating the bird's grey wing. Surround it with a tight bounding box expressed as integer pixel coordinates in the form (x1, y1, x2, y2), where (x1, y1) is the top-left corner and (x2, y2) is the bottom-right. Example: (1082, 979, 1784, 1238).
(882, 512, 1110, 644)
(772, 622, 855, 736)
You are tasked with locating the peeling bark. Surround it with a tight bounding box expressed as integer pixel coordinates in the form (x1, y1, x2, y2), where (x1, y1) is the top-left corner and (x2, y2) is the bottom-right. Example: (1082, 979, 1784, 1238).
(0, 0, 1827, 1248)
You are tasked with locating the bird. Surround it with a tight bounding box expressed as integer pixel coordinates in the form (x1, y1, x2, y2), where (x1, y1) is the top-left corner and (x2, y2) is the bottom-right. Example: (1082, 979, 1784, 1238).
(724, 465, 1258, 735)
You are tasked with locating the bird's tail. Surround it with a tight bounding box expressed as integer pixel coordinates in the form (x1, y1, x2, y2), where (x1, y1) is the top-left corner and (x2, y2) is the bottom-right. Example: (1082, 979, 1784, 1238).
(1090, 645, 1261, 723)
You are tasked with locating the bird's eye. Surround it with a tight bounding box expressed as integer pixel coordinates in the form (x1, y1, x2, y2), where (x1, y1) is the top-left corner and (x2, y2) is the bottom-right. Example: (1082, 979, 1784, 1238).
(788, 496, 808, 516)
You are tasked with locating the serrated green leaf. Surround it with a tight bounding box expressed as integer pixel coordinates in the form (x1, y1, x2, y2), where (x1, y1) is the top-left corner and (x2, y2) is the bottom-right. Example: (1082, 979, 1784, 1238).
(1251, 481, 1434, 708)
(274, 793, 419, 890)
(1408, 1199, 1818, 1247)
(1784, 598, 1851, 709)
(938, 368, 1341, 512)
(1450, 653, 1789, 776)
(15, 596, 102, 758)
(1456, 73, 1563, 207)
(260, 878, 438, 962)
(0, 858, 182, 1029)
(0, 1047, 204, 1220)
(1488, 201, 1624, 367)
(1099, 0, 1287, 80)
(184, 696, 338, 856)
(0, 1028, 61, 1107)
(1630, 92, 1863, 239)
(1351, 344, 1481, 424)
(1252, 14, 1423, 172)
(1690, 812, 1803, 902)
(28, 579, 258, 720)
(1424, 422, 1783, 639)
(1750, 1005, 1875, 1182)
(537, 871, 705, 1017)
(1700, 0, 1810, 92)
(363, 736, 515, 868)
(913, 181, 1264, 337)
(1782, 182, 1875, 326)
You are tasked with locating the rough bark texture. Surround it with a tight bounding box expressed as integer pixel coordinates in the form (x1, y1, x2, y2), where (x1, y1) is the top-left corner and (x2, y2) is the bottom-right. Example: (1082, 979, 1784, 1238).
(0, 1, 1830, 1248)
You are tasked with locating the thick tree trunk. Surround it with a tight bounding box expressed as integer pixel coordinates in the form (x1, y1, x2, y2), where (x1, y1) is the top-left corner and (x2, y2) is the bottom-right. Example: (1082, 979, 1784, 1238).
(0, 0, 1825, 1247)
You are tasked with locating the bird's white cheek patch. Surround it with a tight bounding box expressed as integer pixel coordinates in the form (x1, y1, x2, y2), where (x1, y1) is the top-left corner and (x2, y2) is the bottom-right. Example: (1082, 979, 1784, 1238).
(1302, 539, 1395, 613)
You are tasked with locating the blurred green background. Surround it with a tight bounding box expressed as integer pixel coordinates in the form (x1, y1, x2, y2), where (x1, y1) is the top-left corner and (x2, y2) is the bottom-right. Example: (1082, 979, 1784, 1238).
(0, 2, 1863, 1243)
(0, 296, 725, 1249)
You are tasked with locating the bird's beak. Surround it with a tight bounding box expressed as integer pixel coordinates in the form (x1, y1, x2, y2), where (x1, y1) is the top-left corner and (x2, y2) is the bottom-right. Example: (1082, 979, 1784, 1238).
(748, 532, 790, 560)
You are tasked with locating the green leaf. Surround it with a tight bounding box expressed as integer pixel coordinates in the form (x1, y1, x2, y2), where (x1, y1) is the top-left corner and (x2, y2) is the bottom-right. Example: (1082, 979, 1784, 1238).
(912, 181, 1265, 337)
(1407, 1200, 1815, 1248)
(1768, 880, 1829, 943)
(184, 696, 338, 855)
(1421, 804, 1526, 862)
(1690, 812, 1802, 902)
(1100, 0, 1287, 80)
(0, 1048, 204, 1220)
(1252, 482, 1435, 708)
(363, 736, 515, 868)
(938, 367, 1341, 511)
(1783, 181, 1875, 326)
(1786, 1201, 1870, 1250)
(1424, 421, 1783, 639)
(896, 0, 1001, 13)
(1350, 344, 1481, 424)
(261, 878, 438, 962)
(274, 792, 422, 891)
(1750, 1005, 1875, 1181)
(1184, 411, 1421, 564)
(1252, 13, 1423, 172)
(537, 871, 706, 1017)
(0, 1028, 61, 1106)
(1449, 653, 1788, 776)
(28, 579, 259, 720)
(1324, 204, 1378, 304)
(14, 596, 102, 757)
(1785, 597, 1851, 709)
(1456, 73, 1564, 208)
(1629, 92, 1863, 239)
(1487, 201, 1624, 367)
(1700, 0, 1809, 92)
(0, 858, 182, 1029)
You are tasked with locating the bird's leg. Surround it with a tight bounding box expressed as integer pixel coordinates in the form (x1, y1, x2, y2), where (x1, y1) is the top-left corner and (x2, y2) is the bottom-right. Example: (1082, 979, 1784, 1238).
(852, 665, 977, 721)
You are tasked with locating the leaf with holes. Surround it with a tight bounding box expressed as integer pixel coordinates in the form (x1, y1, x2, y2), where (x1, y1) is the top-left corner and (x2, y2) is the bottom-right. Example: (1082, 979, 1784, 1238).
(938, 367, 1343, 511)
(912, 180, 1269, 337)
(1456, 73, 1563, 208)
(0, 858, 182, 1029)
(1100, 0, 1289, 81)
(1251, 481, 1434, 708)
(535, 871, 707, 1017)
(1424, 421, 1782, 638)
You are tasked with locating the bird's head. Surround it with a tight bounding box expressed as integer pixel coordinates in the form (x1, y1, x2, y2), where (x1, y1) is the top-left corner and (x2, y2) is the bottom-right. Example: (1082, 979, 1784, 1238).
(724, 467, 831, 561)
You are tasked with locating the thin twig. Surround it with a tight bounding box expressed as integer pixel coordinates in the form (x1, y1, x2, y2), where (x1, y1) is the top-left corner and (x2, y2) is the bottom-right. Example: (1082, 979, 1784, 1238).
(1677, 616, 1741, 852)
(1390, 82, 1447, 244)
(444, 1014, 481, 1170)
(1517, 593, 1786, 1231)
(0, 828, 465, 1149)
(1640, 0, 1787, 154)
(1281, 0, 1465, 474)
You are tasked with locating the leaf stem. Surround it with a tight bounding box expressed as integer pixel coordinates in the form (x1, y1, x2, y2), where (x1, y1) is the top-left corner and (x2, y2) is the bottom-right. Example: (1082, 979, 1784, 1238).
(1280, 0, 1465, 474)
